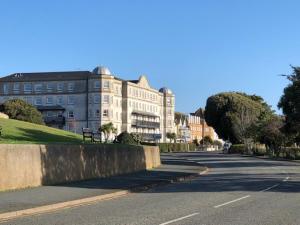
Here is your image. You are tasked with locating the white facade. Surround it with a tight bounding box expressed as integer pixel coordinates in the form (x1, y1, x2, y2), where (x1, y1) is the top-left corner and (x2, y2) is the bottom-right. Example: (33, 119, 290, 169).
(0, 66, 175, 142)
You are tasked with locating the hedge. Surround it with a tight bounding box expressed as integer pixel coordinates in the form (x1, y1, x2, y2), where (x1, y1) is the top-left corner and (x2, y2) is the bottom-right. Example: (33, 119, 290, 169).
(158, 143, 197, 153)
(229, 144, 245, 154)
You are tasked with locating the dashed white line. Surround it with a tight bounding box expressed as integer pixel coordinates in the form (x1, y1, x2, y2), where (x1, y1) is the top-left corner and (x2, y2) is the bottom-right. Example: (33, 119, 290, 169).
(158, 213, 199, 225)
(260, 184, 280, 192)
(214, 195, 251, 209)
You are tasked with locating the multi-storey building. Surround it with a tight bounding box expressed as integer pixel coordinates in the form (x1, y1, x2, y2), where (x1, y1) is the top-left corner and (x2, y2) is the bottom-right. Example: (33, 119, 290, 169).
(187, 114, 216, 142)
(0, 66, 175, 142)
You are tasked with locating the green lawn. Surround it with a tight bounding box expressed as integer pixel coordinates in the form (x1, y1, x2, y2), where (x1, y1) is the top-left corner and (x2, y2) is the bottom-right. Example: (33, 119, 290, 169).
(0, 118, 83, 144)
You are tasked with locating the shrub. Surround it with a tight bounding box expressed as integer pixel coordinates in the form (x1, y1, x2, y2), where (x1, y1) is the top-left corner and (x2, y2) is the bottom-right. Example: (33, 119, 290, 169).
(115, 131, 137, 145)
(229, 144, 246, 154)
(158, 143, 197, 153)
(283, 147, 300, 160)
(1, 99, 44, 125)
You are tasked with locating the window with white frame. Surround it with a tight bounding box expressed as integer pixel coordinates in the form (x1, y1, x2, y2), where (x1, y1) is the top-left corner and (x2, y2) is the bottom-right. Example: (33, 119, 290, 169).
(24, 83, 32, 93)
(94, 95, 100, 104)
(68, 111, 74, 118)
(3, 84, 9, 94)
(68, 82, 75, 92)
(57, 96, 63, 105)
(13, 83, 20, 92)
(57, 83, 63, 92)
(47, 83, 54, 92)
(103, 81, 110, 89)
(34, 97, 42, 105)
(68, 96, 75, 105)
(94, 80, 100, 89)
(46, 97, 53, 105)
(103, 95, 109, 104)
(103, 109, 108, 117)
(34, 84, 43, 93)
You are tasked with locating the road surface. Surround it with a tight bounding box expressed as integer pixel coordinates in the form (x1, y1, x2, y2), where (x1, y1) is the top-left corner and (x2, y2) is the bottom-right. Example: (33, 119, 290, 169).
(2, 152, 300, 225)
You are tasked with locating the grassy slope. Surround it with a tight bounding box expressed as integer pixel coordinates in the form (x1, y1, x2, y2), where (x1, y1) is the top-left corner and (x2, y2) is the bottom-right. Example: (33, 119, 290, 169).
(0, 118, 83, 144)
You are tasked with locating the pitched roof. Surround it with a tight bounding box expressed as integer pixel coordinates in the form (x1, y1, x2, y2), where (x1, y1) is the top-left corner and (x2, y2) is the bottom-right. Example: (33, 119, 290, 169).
(0, 71, 92, 82)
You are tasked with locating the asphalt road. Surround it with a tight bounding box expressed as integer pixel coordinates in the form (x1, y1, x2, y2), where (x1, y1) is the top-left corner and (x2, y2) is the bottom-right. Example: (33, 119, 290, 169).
(2, 152, 300, 225)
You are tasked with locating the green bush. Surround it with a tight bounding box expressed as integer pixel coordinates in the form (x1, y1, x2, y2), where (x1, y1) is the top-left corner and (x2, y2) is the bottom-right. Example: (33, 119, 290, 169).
(229, 144, 246, 154)
(158, 143, 197, 153)
(115, 132, 137, 145)
(283, 147, 300, 160)
(1, 99, 44, 125)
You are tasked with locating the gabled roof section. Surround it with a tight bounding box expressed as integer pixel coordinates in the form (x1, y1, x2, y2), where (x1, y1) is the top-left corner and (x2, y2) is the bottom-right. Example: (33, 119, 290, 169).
(128, 75, 151, 89)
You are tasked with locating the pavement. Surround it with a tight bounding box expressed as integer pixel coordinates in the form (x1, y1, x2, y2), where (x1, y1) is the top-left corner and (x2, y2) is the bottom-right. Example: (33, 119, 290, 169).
(0, 154, 206, 221)
(1, 151, 300, 225)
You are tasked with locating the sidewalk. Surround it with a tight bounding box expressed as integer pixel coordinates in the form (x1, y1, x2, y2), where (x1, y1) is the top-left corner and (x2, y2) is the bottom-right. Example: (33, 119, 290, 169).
(0, 155, 207, 221)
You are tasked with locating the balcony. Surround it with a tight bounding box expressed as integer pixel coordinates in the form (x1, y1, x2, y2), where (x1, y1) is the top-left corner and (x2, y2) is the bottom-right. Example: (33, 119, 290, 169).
(131, 119, 160, 129)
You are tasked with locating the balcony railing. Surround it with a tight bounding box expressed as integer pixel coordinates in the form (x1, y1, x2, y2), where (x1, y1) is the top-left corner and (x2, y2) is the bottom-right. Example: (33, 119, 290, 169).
(131, 119, 160, 129)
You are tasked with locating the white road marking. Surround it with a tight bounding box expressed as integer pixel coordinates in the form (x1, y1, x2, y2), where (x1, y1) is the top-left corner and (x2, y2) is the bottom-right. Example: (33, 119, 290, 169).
(214, 195, 250, 209)
(158, 213, 199, 225)
(259, 184, 280, 192)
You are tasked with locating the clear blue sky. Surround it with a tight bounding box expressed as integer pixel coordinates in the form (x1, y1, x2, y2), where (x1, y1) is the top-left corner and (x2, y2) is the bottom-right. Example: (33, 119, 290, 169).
(1, 0, 299, 113)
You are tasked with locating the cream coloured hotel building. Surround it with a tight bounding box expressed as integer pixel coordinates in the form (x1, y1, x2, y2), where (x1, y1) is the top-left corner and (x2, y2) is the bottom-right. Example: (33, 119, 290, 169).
(0, 66, 175, 142)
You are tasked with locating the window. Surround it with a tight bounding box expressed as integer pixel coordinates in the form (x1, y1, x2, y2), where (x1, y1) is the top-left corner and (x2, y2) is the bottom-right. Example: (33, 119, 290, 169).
(3, 84, 9, 94)
(68, 83, 74, 92)
(94, 95, 100, 104)
(68, 96, 75, 105)
(24, 97, 32, 104)
(103, 109, 108, 117)
(95, 109, 100, 118)
(47, 83, 54, 92)
(103, 81, 110, 89)
(46, 97, 53, 105)
(57, 96, 63, 105)
(68, 111, 74, 118)
(47, 111, 56, 117)
(57, 83, 63, 92)
(24, 83, 32, 93)
(167, 98, 171, 106)
(13, 83, 20, 92)
(34, 84, 43, 93)
(103, 95, 109, 104)
(34, 97, 42, 105)
(115, 112, 118, 120)
(94, 80, 100, 89)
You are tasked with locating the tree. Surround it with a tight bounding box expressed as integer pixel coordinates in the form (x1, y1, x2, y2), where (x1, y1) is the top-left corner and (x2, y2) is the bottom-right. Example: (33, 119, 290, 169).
(99, 122, 116, 143)
(205, 92, 273, 144)
(213, 140, 223, 149)
(166, 132, 176, 143)
(115, 131, 137, 145)
(278, 66, 300, 140)
(200, 136, 213, 146)
(1, 99, 44, 125)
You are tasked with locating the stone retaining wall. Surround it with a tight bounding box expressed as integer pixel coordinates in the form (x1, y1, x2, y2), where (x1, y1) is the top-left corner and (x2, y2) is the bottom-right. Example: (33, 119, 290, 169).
(0, 144, 161, 191)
